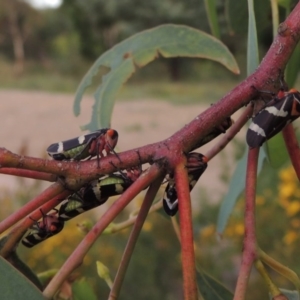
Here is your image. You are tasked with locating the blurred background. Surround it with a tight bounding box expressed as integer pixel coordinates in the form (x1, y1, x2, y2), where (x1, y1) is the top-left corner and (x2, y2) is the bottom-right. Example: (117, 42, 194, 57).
(1, 0, 300, 299)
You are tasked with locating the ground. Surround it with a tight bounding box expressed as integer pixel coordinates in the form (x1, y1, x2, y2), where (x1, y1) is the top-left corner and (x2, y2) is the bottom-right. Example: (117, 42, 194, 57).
(0, 89, 243, 206)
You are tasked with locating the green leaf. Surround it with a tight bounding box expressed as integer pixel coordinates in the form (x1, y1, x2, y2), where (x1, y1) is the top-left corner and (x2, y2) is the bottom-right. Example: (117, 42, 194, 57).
(277, 0, 292, 9)
(0, 235, 42, 290)
(0, 256, 44, 300)
(74, 24, 239, 130)
(247, 0, 259, 75)
(285, 43, 300, 87)
(204, 0, 220, 38)
(72, 279, 98, 300)
(196, 267, 233, 300)
(217, 148, 266, 234)
(264, 133, 289, 168)
(225, 0, 270, 37)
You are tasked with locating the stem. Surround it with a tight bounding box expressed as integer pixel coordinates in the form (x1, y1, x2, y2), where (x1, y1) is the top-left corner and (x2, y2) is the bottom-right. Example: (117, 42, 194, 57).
(0, 195, 67, 257)
(259, 248, 300, 289)
(175, 160, 198, 300)
(109, 173, 164, 300)
(0, 182, 65, 235)
(254, 259, 281, 297)
(205, 105, 253, 161)
(43, 164, 162, 299)
(234, 148, 259, 300)
(0, 168, 56, 182)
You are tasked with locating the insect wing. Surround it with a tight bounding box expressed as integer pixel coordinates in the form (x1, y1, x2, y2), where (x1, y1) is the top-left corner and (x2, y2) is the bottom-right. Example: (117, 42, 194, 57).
(47, 129, 108, 156)
(246, 93, 299, 148)
(163, 180, 178, 216)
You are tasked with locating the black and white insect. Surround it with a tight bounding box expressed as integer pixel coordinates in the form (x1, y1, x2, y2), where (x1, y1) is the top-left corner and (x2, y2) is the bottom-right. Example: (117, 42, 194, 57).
(163, 152, 208, 216)
(193, 117, 234, 150)
(58, 166, 142, 221)
(22, 210, 64, 248)
(246, 88, 300, 148)
(47, 128, 119, 166)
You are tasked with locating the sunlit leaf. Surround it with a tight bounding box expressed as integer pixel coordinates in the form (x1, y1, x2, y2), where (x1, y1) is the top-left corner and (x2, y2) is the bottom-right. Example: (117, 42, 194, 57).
(0, 256, 44, 300)
(74, 24, 239, 130)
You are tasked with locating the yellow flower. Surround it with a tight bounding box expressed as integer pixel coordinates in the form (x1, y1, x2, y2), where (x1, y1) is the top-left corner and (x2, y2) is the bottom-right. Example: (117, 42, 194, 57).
(279, 167, 296, 182)
(235, 223, 244, 236)
(279, 182, 297, 199)
(285, 201, 300, 217)
(283, 230, 298, 245)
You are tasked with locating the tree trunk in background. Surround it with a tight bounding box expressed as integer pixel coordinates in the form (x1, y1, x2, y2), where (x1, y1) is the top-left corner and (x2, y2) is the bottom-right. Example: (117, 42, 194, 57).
(6, 0, 25, 76)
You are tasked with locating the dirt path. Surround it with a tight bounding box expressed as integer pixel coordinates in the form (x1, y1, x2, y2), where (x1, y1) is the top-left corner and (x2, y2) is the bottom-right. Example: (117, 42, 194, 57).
(0, 89, 241, 204)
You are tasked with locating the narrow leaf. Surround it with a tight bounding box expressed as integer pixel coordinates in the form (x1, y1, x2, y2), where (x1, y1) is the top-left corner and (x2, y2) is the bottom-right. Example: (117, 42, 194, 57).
(217, 148, 265, 233)
(285, 43, 300, 87)
(204, 0, 221, 38)
(247, 0, 259, 75)
(264, 133, 290, 168)
(74, 24, 239, 130)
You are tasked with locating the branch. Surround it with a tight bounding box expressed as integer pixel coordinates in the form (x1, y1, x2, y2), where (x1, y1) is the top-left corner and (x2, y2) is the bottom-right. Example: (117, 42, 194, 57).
(43, 164, 163, 299)
(234, 148, 259, 300)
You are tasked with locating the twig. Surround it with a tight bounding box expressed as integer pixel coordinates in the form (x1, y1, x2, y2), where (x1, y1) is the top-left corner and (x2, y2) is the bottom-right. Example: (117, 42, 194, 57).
(109, 173, 164, 300)
(234, 148, 259, 300)
(0, 182, 65, 235)
(175, 158, 198, 300)
(43, 164, 162, 299)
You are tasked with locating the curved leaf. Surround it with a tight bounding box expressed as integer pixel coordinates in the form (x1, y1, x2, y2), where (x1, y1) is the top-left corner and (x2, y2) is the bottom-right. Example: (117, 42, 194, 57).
(74, 24, 239, 130)
(0, 256, 44, 300)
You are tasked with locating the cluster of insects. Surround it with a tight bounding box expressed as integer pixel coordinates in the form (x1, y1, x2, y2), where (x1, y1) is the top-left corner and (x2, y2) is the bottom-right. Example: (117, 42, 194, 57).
(22, 116, 236, 247)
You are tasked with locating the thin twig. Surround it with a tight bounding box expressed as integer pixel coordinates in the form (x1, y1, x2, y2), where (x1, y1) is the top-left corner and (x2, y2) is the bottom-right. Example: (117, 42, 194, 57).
(175, 158, 198, 300)
(0, 194, 68, 257)
(0, 182, 65, 235)
(109, 173, 164, 300)
(43, 164, 162, 299)
(234, 148, 259, 300)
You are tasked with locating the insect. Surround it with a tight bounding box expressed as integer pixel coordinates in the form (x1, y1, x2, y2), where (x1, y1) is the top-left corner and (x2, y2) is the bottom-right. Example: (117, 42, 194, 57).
(47, 128, 119, 166)
(58, 166, 142, 221)
(246, 88, 300, 148)
(193, 117, 234, 150)
(22, 210, 64, 248)
(163, 152, 208, 216)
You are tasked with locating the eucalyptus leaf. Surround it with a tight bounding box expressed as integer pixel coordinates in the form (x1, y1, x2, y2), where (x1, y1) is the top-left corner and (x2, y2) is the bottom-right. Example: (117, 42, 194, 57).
(0, 256, 44, 300)
(74, 24, 239, 130)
